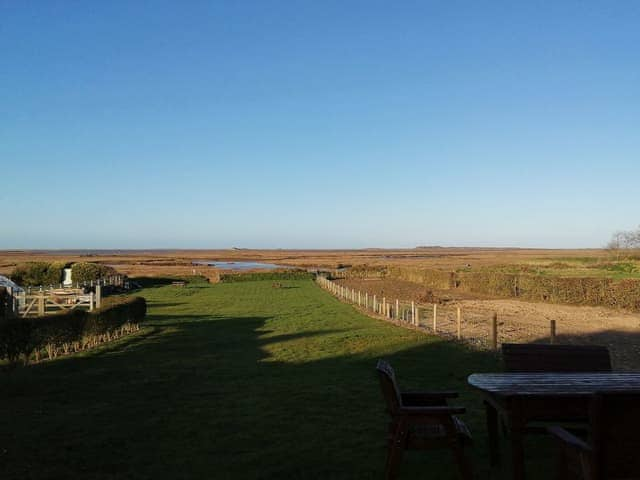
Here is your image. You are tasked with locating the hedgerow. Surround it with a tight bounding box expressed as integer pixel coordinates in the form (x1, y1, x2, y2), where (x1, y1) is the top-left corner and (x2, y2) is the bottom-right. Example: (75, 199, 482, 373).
(10, 262, 67, 287)
(220, 270, 312, 282)
(341, 266, 640, 311)
(0, 296, 146, 366)
(70, 262, 116, 283)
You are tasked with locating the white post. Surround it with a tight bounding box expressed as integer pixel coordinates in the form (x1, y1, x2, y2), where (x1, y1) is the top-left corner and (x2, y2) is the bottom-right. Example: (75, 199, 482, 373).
(433, 304, 437, 332)
(96, 285, 102, 309)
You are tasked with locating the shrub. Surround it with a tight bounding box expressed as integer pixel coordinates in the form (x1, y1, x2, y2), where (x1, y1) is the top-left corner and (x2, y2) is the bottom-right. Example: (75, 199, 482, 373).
(70, 262, 116, 284)
(10, 262, 66, 287)
(0, 296, 147, 366)
(220, 270, 312, 282)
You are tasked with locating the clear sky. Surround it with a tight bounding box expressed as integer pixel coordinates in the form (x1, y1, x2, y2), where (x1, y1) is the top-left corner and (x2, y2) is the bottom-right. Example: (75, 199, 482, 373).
(2, 1, 639, 249)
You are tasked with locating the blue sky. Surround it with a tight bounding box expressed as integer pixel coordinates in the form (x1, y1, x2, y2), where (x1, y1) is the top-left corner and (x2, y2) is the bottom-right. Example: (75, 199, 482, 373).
(1, 1, 639, 249)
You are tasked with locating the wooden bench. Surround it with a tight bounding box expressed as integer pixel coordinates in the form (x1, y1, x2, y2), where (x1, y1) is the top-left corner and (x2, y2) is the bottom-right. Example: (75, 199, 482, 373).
(376, 359, 473, 479)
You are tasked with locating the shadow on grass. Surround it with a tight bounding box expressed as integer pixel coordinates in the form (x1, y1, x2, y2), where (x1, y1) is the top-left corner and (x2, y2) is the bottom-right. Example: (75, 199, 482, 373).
(0, 306, 565, 479)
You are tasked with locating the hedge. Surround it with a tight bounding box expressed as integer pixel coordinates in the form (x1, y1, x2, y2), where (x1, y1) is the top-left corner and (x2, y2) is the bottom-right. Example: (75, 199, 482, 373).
(341, 265, 640, 311)
(219, 270, 313, 282)
(70, 262, 116, 284)
(0, 296, 146, 366)
(10, 261, 67, 287)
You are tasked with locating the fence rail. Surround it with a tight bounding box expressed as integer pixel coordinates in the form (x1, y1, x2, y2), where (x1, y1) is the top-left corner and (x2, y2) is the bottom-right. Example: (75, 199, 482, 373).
(2, 275, 128, 318)
(316, 275, 558, 351)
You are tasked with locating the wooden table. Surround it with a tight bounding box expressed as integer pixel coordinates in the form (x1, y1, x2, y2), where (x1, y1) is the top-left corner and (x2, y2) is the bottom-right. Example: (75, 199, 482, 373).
(468, 372, 640, 480)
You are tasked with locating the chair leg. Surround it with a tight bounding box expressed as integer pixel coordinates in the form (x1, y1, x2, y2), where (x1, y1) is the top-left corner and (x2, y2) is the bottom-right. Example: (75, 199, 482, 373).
(385, 421, 407, 479)
(451, 443, 473, 480)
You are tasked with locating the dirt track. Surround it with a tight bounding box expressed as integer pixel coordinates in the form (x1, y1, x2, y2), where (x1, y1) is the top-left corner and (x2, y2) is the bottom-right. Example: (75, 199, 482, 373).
(336, 279, 640, 369)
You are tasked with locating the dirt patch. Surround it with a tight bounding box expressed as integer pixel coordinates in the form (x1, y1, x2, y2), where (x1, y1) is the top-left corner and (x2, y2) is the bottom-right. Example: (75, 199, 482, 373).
(336, 278, 640, 370)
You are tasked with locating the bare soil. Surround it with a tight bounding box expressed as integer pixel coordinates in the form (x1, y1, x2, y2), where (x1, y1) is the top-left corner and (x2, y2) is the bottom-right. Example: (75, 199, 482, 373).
(336, 278, 640, 370)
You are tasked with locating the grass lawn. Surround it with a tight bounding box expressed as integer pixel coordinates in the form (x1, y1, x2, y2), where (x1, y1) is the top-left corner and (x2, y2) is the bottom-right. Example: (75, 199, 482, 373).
(0, 278, 553, 479)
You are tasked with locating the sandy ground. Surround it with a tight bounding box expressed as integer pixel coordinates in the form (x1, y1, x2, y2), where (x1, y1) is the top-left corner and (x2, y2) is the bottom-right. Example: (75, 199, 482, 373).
(336, 279, 640, 370)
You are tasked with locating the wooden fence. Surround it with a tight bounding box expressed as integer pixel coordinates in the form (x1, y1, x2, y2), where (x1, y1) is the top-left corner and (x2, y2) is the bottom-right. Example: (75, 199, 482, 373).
(3, 276, 127, 318)
(316, 275, 558, 351)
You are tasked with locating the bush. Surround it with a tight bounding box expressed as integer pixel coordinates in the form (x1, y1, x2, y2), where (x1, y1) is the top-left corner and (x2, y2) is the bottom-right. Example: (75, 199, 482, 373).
(0, 296, 147, 366)
(70, 262, 116, 284)
(10, 262, 66, 287)
(220, 270, 313, 282)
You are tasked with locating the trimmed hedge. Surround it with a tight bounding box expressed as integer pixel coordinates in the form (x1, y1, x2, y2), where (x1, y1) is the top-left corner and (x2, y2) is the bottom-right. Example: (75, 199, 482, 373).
(70, 262, 116, 284)
(340, 265, 387, 279)
(342, 265, 640, 311)
(220, 270, 313, 282)
(0, 296, 146, 366)
(10, 261, 66, 287)
(387, 266, 455, 289)
(457, 272, 640, 310)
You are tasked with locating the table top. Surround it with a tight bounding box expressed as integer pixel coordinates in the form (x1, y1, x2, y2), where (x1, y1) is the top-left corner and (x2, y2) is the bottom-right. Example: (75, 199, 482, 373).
(468, 372, 640, 397)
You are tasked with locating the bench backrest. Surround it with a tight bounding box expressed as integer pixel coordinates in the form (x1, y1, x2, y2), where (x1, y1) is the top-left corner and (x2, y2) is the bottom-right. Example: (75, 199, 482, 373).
(376, 359, 402, 415)
(502, 343, 612, 373)
(591, 391, 640, 479)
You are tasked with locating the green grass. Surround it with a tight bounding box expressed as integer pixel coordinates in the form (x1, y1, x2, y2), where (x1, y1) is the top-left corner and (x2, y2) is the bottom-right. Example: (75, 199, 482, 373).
(0, 279, 552, 479)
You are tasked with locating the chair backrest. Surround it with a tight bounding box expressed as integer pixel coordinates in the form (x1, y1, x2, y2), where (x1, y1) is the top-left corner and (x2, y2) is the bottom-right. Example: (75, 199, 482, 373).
(376, 359, 402, 415)
(502, 343, 612, 373)
(590, 391, 640, 479)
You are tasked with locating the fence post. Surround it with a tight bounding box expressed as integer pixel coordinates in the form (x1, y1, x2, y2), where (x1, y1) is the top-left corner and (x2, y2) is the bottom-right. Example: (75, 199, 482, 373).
(373, 295, 377, 313)
(358, 291, 361, 306)
(457, 307, 462, 340)
(395, 299, 399, 320)
(89, 292, 95, 312)
(433, 304, 437, 332)
(550, 320, 556, 344)
(415, 306, 419, 327)
(96, 285, 102, 309)
(38, 294, 45, 316)
(491, 313, 498, 351)
(382, 297, 386, 316)
(365, 293, 368, 309)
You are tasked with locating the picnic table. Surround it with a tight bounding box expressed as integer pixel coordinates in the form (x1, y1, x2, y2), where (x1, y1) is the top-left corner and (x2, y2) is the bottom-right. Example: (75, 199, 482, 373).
(468, 372, 640, 480)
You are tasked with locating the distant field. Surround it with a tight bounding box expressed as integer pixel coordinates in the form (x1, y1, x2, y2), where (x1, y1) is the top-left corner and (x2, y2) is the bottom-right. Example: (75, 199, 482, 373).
(0, 277, 552, 478)
(1, 247, 638, 279)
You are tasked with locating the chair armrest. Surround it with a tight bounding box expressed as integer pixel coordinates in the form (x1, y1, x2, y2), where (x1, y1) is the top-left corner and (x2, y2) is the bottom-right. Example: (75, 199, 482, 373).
(398, 405, 466, 416)
(401, 391, 458, 405)
(548, 426, 592, 453)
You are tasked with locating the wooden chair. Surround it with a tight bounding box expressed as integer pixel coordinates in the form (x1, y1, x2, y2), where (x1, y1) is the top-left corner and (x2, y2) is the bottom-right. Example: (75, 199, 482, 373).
(376, 359, 473, 479)
(549, 391, 640, 480)
(502, 344, 612, 373)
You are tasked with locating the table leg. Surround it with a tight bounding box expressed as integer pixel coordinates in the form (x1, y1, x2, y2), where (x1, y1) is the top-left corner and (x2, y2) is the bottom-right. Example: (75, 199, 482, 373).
(509, 400, 526, 480)
(484, 400, 500, 466)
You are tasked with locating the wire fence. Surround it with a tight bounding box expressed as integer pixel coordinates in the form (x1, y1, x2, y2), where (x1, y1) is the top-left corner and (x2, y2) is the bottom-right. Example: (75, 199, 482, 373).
(316, 275, 559, 351)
